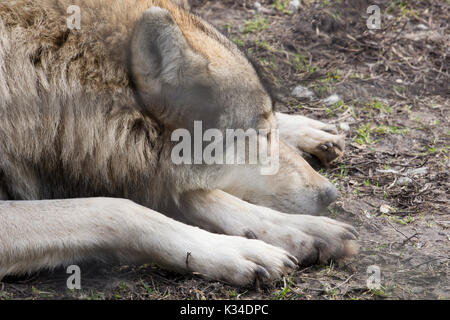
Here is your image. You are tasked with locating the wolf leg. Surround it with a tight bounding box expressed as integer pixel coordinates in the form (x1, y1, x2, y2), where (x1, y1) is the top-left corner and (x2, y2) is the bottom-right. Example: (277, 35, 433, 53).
(0, 198, 295, 285)
(179, 190, 358, 266)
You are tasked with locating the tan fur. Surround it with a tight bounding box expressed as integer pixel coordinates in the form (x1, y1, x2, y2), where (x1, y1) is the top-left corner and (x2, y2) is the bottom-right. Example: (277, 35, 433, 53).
(0, 0, 357, 285)
(0, 0, 273, 206)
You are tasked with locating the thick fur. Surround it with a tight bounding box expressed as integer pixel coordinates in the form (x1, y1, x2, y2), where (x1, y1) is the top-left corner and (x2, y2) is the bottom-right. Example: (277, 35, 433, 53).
(0, 0, 357, 286)
(1, 0, 170, 207)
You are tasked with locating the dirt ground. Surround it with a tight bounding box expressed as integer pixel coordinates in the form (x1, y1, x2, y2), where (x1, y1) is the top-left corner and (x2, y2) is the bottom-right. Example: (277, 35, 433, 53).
(1, 0, 448, 300)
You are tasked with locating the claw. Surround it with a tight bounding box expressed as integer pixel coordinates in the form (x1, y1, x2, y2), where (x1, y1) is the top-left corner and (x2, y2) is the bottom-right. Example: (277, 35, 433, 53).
(336, 222, 359, 238)
(341, 230, 357, 241)
(287, 254, 299, 266)
(244, 230, 258, 239)
(256, 266, 270, 279)
(348, 226, 359, 238)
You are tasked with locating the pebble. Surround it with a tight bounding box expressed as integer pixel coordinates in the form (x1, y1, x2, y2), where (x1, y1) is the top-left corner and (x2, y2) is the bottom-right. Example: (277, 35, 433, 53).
(288, 0, 300, 12)
(380, 204, 393, 214)
(322, 94, 341, 106)
(291, 85, 315, 100)
(254, 1, 262, 14)
(339, 122, 350, 132)
(415, 24, 429, 31)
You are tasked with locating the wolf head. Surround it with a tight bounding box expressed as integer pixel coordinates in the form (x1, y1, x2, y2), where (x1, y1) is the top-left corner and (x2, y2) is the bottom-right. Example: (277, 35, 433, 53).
(129, 2, 337, 215)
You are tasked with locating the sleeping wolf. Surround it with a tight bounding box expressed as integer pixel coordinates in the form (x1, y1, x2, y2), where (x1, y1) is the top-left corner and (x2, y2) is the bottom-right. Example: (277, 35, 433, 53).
(0, 0, 357, 285)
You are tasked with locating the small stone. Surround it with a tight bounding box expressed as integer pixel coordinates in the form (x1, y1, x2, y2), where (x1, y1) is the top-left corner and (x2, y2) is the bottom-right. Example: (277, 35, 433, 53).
(380, 204, 392, 214)
(397, 177, 413, 186)
(254, 2, 275, 14)
(415, 24, 429, 31)
(322, 94, 341, 106)
(339, 122, 350, 132)
(291, 85, 315, 100)
(395, 79, 403, 84)
(288, 0, 300, 12)
(254, 1, 262, 14)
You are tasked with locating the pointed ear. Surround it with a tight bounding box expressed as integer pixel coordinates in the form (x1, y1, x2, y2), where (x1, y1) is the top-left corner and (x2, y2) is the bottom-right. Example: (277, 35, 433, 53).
(130, 7, 188, 89)
(130, 7, 212, 127)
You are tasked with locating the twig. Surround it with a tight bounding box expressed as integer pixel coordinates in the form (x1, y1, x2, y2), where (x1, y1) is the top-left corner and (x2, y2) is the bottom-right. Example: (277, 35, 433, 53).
(333, 274, 355, 289)
(399, 232, 420, 247)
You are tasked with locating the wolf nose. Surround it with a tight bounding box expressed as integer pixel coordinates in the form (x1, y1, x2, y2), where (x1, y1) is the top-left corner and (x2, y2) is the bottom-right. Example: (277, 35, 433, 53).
(319, 183, 338, 206)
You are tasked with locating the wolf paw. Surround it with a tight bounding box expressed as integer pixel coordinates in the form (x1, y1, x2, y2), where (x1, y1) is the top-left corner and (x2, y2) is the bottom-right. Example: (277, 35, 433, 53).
(250, 213, 358, 266)
(313, 136, 345, 167)
(277, 113, 345, 166)
(193, 234, 297, 286)
(289, 215, 358, 265)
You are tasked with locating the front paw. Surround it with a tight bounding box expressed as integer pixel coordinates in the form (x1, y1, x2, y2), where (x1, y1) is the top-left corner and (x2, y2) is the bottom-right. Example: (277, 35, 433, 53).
(285, 130, 345, 167)
(313, 135, 345, 167)
(194, 235, 297, 286)
(277, 114, 346, 167)
(293, 215, 359, 265)
(254, 215, 358, 266)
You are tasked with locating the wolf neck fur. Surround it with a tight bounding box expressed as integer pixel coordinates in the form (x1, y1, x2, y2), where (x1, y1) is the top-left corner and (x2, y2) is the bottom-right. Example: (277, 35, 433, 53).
(0, 0, 178, 206)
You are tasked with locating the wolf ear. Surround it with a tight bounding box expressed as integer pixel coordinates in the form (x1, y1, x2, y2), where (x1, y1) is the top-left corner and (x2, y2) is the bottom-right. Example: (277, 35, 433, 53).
(130, 7, 190, 90)
(130, 7, 212, 127)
